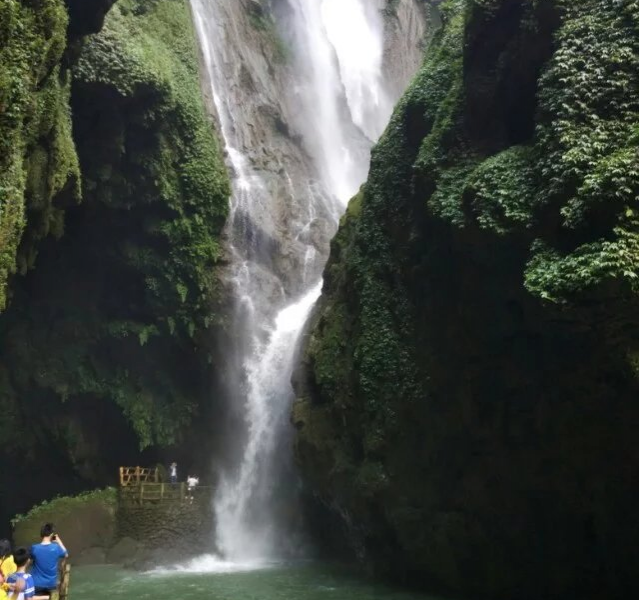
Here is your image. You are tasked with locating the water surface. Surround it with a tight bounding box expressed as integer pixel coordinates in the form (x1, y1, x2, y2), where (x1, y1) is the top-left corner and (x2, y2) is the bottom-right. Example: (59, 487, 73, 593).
(73, 560, 445, 600)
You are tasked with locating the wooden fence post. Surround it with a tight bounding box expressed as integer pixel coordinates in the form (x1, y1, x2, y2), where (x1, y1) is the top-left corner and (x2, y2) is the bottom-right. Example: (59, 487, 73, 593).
(58, 562, 70, 600)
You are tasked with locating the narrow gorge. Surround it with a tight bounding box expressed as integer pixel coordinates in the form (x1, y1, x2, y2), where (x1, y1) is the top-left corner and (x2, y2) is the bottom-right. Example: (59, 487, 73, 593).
(1, 1, 638, 599)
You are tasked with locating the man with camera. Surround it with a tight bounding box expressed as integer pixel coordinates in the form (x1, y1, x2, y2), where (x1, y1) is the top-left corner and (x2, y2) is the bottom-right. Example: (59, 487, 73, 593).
(30, 524, 67, 598)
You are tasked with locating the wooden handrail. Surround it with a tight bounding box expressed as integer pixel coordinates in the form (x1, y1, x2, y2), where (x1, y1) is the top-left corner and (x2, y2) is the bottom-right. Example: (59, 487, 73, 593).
(118, 482, 212, 505)
(119, 466, 160, 486)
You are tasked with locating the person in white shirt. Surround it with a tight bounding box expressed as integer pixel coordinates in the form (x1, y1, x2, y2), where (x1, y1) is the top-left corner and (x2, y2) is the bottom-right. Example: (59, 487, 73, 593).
(186, 476, 199, 503)
(169, 462, 177, 484)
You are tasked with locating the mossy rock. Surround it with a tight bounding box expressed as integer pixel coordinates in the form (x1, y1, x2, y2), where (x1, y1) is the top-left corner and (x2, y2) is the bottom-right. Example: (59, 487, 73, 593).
(298, 0, 639, 597)
(13, 489, 116, 557)
(0, 0, 81, 310)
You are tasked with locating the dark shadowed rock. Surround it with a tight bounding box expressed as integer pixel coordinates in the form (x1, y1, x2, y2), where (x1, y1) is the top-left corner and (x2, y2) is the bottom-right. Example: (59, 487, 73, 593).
(297, 0, 639, 598)
(107, 537, 141, 565)
(65, 0, 118, 36)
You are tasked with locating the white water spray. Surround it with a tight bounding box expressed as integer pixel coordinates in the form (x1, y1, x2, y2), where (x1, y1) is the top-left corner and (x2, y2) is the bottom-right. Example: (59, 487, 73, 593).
(190, 0, 417, 564)
(321, 0, 392, 141)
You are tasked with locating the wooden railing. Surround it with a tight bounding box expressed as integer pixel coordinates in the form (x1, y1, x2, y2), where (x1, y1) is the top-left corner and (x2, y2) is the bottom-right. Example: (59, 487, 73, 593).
(119, 466, 159, 486)
(119, 482, 212, 505)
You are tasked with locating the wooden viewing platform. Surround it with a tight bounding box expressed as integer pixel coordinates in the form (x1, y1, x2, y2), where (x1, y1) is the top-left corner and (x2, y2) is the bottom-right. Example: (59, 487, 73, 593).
(118, 466, 211, 506)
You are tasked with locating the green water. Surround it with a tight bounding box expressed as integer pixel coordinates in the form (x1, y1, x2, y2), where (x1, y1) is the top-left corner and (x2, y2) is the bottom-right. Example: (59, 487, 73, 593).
(73, 560, 444, 600)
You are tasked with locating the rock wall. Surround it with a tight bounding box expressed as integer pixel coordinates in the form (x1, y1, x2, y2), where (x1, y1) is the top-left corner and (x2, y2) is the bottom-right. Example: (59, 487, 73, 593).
(382, 0, 430, 98)
(296, 1, 639, 598)
(13, 489, 116, 558)
(12, 487, 214, 567)
(0, 0, 229, 533)
(115, 490, 216, 563)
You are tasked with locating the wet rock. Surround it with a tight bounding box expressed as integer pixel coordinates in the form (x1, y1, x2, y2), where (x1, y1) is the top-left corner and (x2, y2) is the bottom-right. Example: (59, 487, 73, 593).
(74, 547, 107, 566)
(106, 537, 141, 566)
(13, 490, 116, 558)
(382, 0, 430, 98)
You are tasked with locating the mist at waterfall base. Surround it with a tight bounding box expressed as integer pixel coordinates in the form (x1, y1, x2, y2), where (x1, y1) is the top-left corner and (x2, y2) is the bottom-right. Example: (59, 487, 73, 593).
(190, 0, 400, 567)
(73, 564, 444, 600)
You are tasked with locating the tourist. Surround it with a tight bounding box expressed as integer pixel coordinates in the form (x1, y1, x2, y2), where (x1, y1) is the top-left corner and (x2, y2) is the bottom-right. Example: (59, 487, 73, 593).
(170, 462, 178, 484)
(187, 475, 199, 502)
(0, 539, 16, 600)
(30, 524, 67, 597)
(4, 547, 35, 600)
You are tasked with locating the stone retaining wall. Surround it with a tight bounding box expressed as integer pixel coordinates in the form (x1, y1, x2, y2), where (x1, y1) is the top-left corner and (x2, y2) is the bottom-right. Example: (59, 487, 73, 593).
(115, 488, 216, 557)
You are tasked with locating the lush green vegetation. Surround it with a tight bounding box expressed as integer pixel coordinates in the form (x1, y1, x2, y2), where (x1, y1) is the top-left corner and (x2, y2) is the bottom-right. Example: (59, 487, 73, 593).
(298, 0, 639, 597)
(74, 0, 230, 355)
(12, 487, 116, 527)
(0, 0, 80, 310)
(0, 0, 229, 529)
(12, 488, 117, 555)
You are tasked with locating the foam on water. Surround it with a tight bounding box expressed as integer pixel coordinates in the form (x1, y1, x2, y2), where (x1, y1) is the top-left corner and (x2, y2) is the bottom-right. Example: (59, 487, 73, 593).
(148, 554, 277, 575)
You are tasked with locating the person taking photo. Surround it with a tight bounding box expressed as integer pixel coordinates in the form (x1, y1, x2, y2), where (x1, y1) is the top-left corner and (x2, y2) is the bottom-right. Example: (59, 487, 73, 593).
(30, 524, 67, 598)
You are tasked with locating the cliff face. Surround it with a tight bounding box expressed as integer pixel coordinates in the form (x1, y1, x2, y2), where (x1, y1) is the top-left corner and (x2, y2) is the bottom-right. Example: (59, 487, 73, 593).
(0, 0, 80, 311)
(0, 0, 229, 531)
(296, 0, 639, 597)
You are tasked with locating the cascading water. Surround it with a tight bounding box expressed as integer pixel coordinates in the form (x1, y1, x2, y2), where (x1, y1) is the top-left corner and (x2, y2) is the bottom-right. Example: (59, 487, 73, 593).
(190, 0, 424, 563)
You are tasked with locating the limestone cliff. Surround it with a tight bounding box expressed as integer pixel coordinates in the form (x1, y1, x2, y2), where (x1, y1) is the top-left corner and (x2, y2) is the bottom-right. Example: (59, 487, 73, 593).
(296, 0, 639, 598)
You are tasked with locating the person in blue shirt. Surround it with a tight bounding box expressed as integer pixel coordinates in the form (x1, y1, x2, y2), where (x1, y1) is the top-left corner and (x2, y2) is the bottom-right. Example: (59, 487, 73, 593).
(29, 524, 67, 597)
(5, 547, 35, 600)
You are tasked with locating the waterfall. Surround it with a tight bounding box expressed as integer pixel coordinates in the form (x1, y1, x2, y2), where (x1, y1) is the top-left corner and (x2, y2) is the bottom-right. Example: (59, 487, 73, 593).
(189, 0, 420, 563)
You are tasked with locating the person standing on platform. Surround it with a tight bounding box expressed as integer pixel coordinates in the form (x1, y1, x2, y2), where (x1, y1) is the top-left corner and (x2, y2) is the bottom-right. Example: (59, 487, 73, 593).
(170, 462, 178, 485)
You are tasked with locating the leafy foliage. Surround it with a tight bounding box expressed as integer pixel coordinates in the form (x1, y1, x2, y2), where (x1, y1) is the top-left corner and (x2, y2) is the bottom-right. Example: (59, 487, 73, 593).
(0, 0, 230, 455)
(465, 146, 536, 235)
(11, 488, 116, 526)
(0, 0, 80, 310)
(525, 0, 639, 300)
(297, 0, 639, 595)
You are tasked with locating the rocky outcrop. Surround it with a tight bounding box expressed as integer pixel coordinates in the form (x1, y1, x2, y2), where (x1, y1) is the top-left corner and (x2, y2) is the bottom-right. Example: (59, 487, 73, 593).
(296, 0, 639, 598)
(12, 487, 215, 567)
(381, 0, 430, 98)
(115, 490, 216, 564)
(13, 489, 116, 558)
(193, 0, 335, 304)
